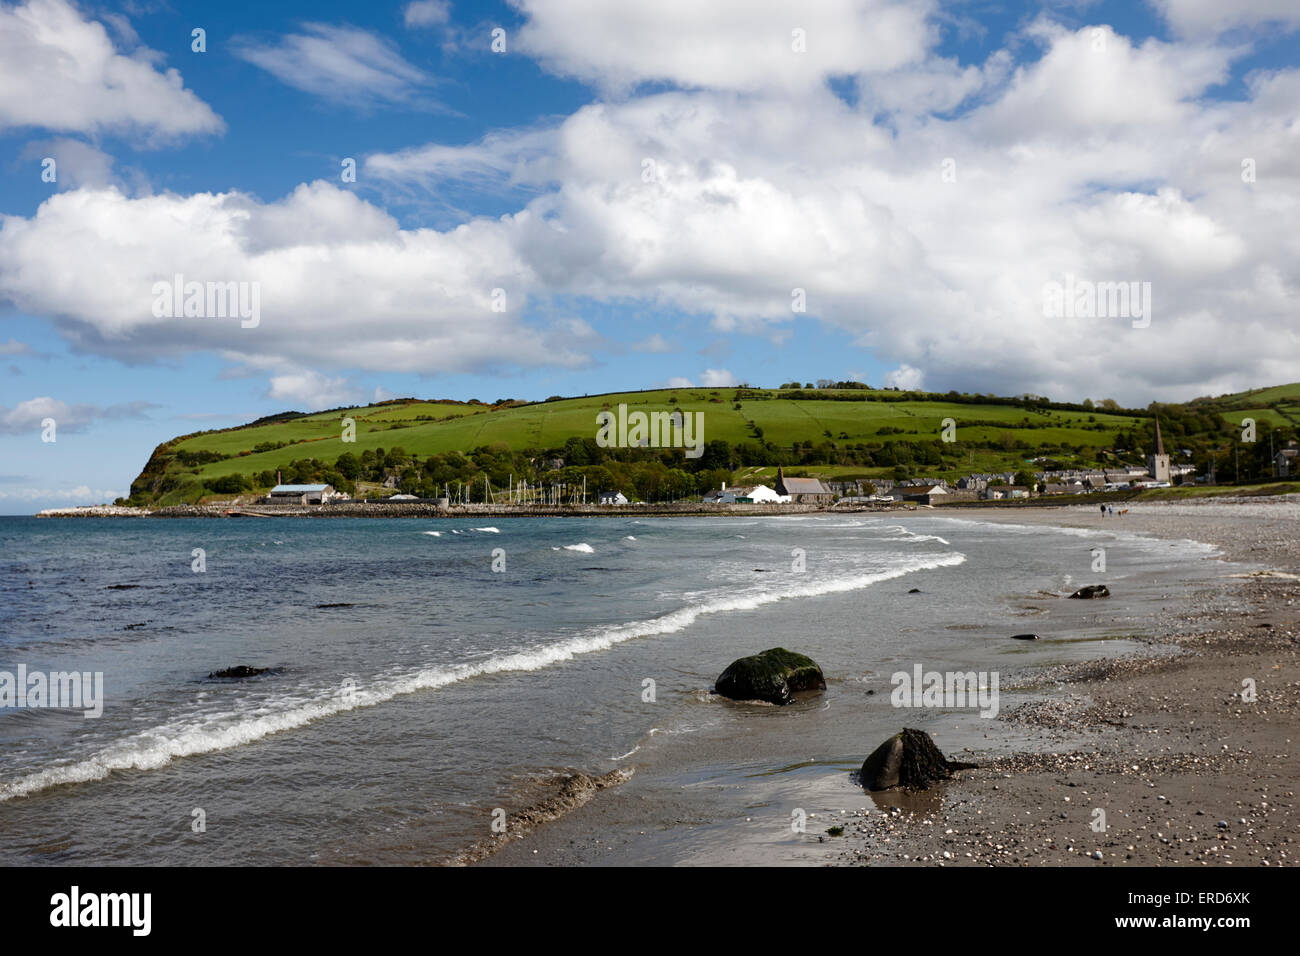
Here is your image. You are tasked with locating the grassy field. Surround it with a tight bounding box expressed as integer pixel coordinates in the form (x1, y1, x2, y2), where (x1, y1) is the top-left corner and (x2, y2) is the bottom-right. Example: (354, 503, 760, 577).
(128, 382, 1300, 504)
(168, 388, 1138, 482)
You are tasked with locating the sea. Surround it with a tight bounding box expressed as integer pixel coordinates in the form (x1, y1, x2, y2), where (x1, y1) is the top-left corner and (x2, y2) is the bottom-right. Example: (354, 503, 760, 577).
(0, 513, 1225, 864)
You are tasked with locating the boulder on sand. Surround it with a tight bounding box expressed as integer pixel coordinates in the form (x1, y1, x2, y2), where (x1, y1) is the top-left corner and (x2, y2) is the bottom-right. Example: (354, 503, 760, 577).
(714, 648, 826, 705)
(208, 665, 271, 679)
(859, 728, 977, 791)
(1068, 584, 1110, 599)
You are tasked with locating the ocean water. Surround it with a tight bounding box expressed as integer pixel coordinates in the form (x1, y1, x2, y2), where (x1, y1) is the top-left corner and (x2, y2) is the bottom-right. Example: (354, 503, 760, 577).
(0, 514, 1222, 864)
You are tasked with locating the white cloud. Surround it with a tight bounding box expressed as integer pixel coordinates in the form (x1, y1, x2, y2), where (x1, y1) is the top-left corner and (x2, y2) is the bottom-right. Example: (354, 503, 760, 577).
(1152, 0, 1300, 38)
(404, 1, 451, 28)
(0, 485, 123, 502)
(234, 23, 438, 109)
(0, 396, 153, 434)
(0, 0, 222, 140)
(632, 334, 675, 353)
(20, 138, 123, 190)
(267, 370, 361, 409)
(366, 126, 559, 192)
(0, 396, 90, 433)
(700, 368, 738, 387)
(664, 376, 693, 388)
(883, 364, 924, 390)
(0, 180, 590, 383)
(512, 0, 934, 93)
(5, 11, 1300, 406)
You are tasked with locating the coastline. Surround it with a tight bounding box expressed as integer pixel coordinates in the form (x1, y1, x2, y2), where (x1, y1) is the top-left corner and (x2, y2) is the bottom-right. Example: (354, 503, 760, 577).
(30, 484, 1294, 519)
(475, 497, 1299, 866)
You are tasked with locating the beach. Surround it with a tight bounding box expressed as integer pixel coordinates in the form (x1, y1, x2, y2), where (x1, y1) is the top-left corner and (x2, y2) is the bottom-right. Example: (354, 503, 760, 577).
(480, 498, 1299, 866)
(1, 500, 1295, 867)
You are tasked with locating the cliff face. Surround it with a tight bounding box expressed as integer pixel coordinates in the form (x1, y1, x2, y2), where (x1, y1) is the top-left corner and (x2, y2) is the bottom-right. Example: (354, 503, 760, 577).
(125, 442, 176, 504)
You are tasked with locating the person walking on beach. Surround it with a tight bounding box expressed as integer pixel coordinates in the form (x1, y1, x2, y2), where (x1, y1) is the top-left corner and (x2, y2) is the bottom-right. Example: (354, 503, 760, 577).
(1100, 504, 1106, 516)
(1108, 505, 1114, 516)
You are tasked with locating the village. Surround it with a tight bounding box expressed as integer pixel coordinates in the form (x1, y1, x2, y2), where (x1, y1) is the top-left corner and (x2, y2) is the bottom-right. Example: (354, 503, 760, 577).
(209, 419, 1300, 515)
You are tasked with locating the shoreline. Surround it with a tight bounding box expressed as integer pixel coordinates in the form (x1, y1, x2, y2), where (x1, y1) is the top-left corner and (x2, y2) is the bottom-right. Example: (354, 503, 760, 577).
(30, 486, 1297, 519)
(474, 497, 1299, 866)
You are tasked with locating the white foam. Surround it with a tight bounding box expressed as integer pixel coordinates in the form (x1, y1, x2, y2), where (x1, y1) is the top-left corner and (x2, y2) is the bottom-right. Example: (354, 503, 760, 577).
(562, 543, 595, 553)
(474, 527, 500, 533)
(624, 536, 636, 540)
(0, 550, 965, 803)
(422, 531, 442, 537)
(877, 525, 950, 545)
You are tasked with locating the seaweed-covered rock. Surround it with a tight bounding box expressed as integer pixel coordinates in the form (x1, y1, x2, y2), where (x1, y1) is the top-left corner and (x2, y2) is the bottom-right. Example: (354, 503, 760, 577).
(859, 728, 976, 791)
(714, 648, 826, 705)
(208, 665, 270, 679)
(1068, 584, 1110, 599)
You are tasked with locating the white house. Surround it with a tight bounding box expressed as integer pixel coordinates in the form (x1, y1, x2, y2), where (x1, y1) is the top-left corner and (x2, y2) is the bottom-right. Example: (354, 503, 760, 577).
(598, 490, 629, 505)
(268, 483, 340, 504)
(705, 483, 788, 503)
(983, 485, 1030, 500)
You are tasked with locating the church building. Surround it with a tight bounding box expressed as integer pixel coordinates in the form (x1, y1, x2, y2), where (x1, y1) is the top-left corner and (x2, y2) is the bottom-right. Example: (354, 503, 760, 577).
(1147, 419, 1171, 482)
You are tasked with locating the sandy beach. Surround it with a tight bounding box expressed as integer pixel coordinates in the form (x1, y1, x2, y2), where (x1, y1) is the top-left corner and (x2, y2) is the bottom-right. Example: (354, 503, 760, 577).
(479, 497, 1299, 867)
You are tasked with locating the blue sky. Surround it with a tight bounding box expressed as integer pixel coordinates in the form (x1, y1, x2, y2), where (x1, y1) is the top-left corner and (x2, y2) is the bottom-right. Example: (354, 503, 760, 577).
(1, 0, 1298, 511)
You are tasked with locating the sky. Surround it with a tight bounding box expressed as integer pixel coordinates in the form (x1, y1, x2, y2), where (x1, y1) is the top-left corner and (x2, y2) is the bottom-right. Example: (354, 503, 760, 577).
(0, 0, 1298, 512)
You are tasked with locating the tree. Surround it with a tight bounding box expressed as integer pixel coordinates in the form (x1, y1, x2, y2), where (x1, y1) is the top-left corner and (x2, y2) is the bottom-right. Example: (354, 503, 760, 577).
(335, 452, 361, 480)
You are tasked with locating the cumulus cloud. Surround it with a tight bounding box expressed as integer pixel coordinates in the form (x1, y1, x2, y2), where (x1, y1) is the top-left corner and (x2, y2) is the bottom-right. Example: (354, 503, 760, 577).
(512, 0, 934, 93)
(19, 138, 132, 191)
(1152, 0, 1300, 38)
(234, 23, 440, 109)
(700, 368, 739, 387)
(0, 180, 590, 378)
(267, 370, 361, 409)
(3, 8, 1300, 405)
(0, 0, 222, 140)
(359, 17, 1300, 403)
(883, 364, 924, 390)
(0, 396, 155, 435)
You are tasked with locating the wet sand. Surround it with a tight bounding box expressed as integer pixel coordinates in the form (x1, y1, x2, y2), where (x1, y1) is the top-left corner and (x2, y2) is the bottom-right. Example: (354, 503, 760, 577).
(476, 497, 1299, 867)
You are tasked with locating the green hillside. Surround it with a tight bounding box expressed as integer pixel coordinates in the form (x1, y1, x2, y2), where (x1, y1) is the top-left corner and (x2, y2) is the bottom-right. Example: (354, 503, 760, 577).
(122, 383, 1300, 506)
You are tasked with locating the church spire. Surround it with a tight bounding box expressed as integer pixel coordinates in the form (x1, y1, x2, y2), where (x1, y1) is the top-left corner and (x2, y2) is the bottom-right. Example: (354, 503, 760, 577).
(1154, 418, 1165, 456)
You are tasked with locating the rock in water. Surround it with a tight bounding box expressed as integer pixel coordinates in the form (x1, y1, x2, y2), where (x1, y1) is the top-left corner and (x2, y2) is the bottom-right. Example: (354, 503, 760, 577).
(208, 665, 270, 679)
(714, 648, 826, 705)
(859, 728, 977, 791)
(1068, 584, 1110, 599)
(1010, 633, 1040, 640)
